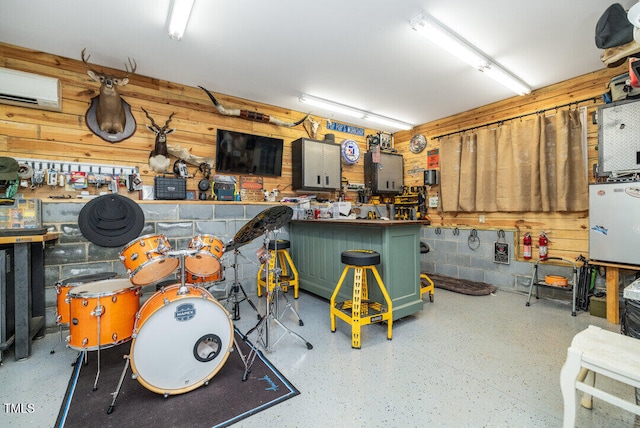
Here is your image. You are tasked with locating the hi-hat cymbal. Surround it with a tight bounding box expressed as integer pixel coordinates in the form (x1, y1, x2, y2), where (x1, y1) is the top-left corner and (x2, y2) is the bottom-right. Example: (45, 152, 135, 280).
(233, 206, 293, 246)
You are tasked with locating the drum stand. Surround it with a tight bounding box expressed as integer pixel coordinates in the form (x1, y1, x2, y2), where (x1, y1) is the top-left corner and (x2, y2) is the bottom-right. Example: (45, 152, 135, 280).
(246, 230, 312, 353)
(223, 245, 260, 321)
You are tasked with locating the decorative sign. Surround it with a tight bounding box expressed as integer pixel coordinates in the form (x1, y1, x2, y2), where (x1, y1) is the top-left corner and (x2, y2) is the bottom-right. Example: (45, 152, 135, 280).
(326, 120, 365, 136)
(427, 149, 440, 169)
(341, 139, 361, 164)
(408, 167, 426, 176)
(494, 242, 510, 264)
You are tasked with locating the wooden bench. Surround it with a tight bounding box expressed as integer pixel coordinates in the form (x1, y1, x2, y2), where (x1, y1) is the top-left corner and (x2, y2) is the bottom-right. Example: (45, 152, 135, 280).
(560, 325, 640, 427)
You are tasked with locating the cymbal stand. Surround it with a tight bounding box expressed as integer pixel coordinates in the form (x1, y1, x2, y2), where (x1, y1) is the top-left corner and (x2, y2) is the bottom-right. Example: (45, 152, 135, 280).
(246, 230, 312, 353)
(223, 245, 260, 321)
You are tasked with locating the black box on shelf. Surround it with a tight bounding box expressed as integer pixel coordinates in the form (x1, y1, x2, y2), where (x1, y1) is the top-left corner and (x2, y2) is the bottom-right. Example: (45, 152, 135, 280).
(154, 176, 186, 200)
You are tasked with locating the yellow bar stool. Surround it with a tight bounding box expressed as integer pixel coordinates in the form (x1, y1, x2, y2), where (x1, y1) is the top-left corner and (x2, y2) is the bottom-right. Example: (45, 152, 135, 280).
(420, 273, 435, 302)
(257, 239, 299, 298)
(330, 250, 393, 349)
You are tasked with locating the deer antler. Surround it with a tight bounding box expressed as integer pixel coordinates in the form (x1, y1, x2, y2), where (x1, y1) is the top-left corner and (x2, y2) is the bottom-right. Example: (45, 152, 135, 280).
(81, 48, 101, 75)
(163, 112, 175, 131)
(141, 107, 159, 129)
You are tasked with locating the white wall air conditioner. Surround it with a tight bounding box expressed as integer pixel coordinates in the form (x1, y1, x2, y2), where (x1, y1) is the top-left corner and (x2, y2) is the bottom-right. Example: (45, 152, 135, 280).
(0, 67, 61, 111)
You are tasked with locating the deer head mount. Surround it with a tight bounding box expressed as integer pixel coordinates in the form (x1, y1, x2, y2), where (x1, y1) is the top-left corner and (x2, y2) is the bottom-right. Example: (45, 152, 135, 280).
(142, 107, 175, 173)
(82, 48, 137, 140)
(198, 86, 308, 127)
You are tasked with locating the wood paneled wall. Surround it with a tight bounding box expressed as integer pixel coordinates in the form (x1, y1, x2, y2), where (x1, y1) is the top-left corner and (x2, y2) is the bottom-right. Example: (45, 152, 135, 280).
(393, 62, 628, 261)
(0, 43, 378, 200)
(0, 42, 629, 261)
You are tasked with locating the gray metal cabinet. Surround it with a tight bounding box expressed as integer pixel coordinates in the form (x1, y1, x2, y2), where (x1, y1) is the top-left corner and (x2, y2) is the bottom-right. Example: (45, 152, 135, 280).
(292, 138, 341, 191)
(364, 151, 403, 193)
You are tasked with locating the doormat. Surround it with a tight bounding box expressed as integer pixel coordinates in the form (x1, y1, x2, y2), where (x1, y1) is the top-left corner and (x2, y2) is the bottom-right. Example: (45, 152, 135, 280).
(425, 273, 497, 296)
(56, 330, 299, 428)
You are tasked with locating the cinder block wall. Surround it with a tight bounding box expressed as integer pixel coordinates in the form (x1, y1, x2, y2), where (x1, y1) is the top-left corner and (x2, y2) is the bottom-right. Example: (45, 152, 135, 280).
(419, 226, 586, 299)
(42, 202, 285, 332)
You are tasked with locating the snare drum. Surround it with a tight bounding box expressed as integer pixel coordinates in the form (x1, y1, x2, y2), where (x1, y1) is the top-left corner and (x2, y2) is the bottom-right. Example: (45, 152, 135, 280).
(130, 284, 233, 395)
(55, 272, 117, 325)
(120, 234, 179, 286)
(67, 279, 141, 351)
(185, 235, 224, 276)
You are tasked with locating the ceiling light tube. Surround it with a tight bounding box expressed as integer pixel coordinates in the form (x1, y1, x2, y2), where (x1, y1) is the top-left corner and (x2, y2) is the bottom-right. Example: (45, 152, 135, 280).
(168, 0, 195, 40)
(364, 114, 413, 131)
(411, 12, 531, 96)
(299, 94, 413, 130)
(299, 94, 366, 119)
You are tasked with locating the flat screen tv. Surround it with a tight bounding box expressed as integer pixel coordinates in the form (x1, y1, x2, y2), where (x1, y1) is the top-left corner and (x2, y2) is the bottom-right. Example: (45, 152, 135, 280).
(215, 129, 284, 177)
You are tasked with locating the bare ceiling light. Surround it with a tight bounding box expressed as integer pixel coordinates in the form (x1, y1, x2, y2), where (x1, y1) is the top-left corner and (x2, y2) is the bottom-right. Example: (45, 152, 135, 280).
(299, 94, 413, 131)
(168, 0, 195, 40)
(411, 12, 531, 96)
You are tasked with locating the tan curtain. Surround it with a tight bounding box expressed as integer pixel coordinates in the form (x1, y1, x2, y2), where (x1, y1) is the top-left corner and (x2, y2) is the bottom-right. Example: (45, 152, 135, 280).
(439, 108, 587, 212)
(458, 134, 477, 211)
(439, 135, 462, 212)
(475, 127, 497, 211)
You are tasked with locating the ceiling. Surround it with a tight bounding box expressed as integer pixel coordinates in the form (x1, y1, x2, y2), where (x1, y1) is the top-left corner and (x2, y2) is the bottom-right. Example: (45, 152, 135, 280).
(0, 0, 632, 133)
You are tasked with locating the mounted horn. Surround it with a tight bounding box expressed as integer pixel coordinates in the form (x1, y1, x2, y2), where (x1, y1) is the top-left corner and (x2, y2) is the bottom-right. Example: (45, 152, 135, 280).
(198, 86, 307, 128)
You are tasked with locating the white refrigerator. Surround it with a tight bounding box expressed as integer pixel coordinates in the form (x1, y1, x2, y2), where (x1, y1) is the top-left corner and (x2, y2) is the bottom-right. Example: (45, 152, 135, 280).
(589, 183, 640, 265)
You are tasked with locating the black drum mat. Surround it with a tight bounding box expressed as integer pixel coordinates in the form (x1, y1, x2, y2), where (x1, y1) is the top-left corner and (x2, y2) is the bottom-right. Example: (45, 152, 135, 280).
(56, 330, 298, 428)
(426, 273, 497, 296)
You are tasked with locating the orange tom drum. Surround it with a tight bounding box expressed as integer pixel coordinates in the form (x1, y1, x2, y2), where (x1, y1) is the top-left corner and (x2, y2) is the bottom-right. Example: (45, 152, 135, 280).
(120, 234, 179, 286)
(55, 272, 117, 326)
(185, 235, 224, 276)
(184, 269, 224, 285)
(130, 284, 233, 395)
(67, 279, 141, 351)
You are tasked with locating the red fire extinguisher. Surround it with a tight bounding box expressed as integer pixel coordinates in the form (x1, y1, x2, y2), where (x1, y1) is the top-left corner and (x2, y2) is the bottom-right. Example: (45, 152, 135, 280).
(539, 232, 548, 260)
(523, 233, 532, 260)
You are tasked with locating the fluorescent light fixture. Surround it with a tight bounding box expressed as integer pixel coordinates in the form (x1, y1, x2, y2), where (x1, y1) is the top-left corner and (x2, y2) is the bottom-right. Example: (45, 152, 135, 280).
(299, 94, 413, 131)
(168, 0, 195, 40)
(411, 12, 531, 96)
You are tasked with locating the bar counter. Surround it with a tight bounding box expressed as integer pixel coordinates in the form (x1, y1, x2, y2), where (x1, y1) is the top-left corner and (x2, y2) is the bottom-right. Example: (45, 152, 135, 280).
(289, 219, 429, 320)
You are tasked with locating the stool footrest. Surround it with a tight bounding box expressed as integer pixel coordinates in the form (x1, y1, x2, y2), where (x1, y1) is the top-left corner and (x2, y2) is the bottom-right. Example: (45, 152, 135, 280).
(335, 300, 388, 317)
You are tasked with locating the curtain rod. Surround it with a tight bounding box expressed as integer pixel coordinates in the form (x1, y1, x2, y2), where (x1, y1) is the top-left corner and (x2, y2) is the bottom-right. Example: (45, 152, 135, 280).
(431, 96, 599, 140)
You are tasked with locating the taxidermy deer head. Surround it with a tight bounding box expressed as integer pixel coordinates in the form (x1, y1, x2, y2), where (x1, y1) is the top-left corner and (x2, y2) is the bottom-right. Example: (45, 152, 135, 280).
(142, 107, 175, 173)
(82, 48, 136, 134)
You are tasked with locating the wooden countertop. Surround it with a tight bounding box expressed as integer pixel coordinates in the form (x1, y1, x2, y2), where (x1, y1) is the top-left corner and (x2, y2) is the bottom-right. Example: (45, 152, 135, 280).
(291, 219, 430, 226)
(0, 231, 60, 244)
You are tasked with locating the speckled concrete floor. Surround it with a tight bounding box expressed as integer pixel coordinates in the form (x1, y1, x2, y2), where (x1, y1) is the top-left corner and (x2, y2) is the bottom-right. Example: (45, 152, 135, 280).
(0, 285, 635, 427)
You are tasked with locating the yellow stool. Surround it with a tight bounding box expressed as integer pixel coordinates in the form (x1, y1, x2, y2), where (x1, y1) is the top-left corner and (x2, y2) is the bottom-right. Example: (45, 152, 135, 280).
(257, 239, 299, 299)
(420, 273, 435, 302)
(330, 250, 393, 349)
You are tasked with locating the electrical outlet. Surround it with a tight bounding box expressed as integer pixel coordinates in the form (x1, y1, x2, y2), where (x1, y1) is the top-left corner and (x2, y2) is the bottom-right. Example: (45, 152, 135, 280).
(479, 215, 485, 223)
(428, 196, 439, 208)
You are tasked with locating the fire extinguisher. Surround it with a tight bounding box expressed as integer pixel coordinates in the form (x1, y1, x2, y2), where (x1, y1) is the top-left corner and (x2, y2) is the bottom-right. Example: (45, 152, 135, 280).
(523, 233, 532, 260)
(539, 232, 548, 260)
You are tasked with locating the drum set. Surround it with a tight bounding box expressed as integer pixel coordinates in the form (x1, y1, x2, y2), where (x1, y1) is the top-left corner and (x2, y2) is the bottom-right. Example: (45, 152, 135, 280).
(53, 205, 311, 414)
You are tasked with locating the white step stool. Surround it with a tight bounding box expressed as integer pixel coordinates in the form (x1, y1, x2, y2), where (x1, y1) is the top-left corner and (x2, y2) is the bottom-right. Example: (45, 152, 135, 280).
(560, 325, 640, 427)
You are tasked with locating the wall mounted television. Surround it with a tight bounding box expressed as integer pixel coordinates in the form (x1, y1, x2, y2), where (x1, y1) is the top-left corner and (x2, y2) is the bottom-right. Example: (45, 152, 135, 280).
(215, 129, 284, 177)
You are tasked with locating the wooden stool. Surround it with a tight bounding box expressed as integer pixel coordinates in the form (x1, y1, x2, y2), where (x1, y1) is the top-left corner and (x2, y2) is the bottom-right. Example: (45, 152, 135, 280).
(420, 273, 435, 302)
(257, 239, 299, 299)
(330, 250, 393, 349)
(560, 325, 640, 427)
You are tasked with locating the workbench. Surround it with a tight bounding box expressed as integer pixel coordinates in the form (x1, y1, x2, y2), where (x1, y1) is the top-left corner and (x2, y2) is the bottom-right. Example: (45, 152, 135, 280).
(289, 219, 429, 320)
(589, 260, 640, 325)
(0, 231, 59, 361)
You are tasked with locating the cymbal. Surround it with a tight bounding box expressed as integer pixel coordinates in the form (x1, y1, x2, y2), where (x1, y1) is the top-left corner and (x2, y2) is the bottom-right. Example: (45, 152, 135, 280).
(233, 206, 293, 246)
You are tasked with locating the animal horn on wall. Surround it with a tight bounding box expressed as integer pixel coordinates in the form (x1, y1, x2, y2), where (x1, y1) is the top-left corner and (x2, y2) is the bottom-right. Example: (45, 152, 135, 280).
(198, 86, 307, 127)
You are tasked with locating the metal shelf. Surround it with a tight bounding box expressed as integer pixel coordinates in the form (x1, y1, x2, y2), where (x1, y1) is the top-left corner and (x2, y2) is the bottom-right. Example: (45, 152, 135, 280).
(525, 257, 578, 316)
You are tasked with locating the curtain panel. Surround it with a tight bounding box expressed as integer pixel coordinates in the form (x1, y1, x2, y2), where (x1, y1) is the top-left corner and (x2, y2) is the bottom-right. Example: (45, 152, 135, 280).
(439, 109, 587, 212)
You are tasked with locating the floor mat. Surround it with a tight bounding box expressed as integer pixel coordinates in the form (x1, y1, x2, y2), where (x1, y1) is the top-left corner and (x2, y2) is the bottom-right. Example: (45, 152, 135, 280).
(425, 273, 497, 296)
(56, 329, 299, 428)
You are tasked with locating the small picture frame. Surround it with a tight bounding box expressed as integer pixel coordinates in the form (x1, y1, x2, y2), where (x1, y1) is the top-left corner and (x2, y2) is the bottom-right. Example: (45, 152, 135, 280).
(186, 190, 196, 201)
